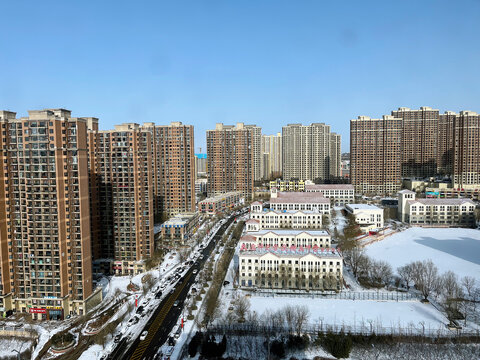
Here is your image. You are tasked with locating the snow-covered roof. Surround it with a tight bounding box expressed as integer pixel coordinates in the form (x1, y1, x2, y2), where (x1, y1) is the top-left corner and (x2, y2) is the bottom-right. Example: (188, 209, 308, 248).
(240, 234, 256, 242)
(346, 204, 382, 211)
(248, 229, 330, 236)
(407, 198, 475, 206)
(398, 189, 415, 194)
(305, 184, 354, 190)
(270, 192, 329, 204)
(246, 219, 260, 224)
(240, 246, 341, 259)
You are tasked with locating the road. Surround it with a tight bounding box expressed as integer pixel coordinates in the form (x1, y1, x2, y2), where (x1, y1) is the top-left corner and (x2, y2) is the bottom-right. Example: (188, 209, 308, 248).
(109, 213, 238, 360)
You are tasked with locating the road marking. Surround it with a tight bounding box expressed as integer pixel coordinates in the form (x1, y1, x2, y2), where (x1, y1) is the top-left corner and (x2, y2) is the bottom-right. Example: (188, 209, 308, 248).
(129, 272, 193, 360)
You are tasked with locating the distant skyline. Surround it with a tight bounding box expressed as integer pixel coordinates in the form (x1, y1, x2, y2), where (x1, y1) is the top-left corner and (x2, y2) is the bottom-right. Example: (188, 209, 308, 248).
(2, 0, 480, 152)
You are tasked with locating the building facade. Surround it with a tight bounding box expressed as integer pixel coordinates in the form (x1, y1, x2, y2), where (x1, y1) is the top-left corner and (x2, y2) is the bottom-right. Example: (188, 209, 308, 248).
(143, 122, 195, 216)
(198, 191, 243, 215)
(238, 248, 343, 290)
(261, 133, 282, 180)
(345, 204, 384, 233)
(282, 123, 341, 182)
(160, 212, 199, 245)
(268, 179, 306, 192)
(195, 153, 207, 178)
(350, 115, 402, 195)
(269, 188, 331, 214)
(305, 184, 355, 205)
(0, 109, 101, 319)
(398, 190, 476, 226)
(90, 124, 154, 275)
(239, 229, 331, 249)
(248, 202, 323, 230)
(207, 123, 255, 199)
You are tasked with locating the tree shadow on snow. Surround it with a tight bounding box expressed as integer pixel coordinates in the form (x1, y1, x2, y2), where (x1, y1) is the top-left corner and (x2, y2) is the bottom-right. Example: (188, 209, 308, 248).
(414, 237, 480, 265)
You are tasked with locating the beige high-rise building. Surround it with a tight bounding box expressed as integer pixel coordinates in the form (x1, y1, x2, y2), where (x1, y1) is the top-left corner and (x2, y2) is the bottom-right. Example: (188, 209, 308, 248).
(142, 122, 195, 217)
(0, 109, 101, 319)
(282, 123, 341, 182)
(245, 125, 262, 182)
(261, 133, 282, 180)
(89, 124, 154, 275)
(206, 123, 254, 199)
(350, 115, 402, 195)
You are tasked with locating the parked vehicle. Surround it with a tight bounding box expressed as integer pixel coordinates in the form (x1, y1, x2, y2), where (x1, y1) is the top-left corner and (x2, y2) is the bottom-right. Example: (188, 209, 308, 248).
(140, 331, 148, 341)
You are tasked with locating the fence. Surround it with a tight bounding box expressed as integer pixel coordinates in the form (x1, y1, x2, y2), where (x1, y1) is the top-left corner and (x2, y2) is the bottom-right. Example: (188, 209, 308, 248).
(252, 289, 420, 301)
(207, 322, 480, 339)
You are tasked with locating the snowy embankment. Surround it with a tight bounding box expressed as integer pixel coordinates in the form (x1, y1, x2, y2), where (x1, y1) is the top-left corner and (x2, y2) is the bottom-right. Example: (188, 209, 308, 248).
(364, 227, 480, 281)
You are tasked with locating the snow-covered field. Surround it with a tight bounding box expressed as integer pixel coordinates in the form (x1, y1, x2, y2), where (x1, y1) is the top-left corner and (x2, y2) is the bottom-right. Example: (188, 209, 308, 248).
(365, 227, 480, 280)
(250, 296, 448, 331)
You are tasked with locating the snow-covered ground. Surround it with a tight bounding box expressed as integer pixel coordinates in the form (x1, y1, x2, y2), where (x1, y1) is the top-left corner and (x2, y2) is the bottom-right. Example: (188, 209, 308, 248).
(0, 337, 34, 358)
(250, 296, 448, 331)
(365, 227, 480, 281)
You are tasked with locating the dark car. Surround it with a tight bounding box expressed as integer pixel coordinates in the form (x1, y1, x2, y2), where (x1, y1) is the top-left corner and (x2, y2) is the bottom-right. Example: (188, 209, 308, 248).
(168, 336, 176, 346)
(155, 290, 162, 299)
(223, 281, 230, 286)
(136, 305, 144, 314)
(114, 333, 122, 343)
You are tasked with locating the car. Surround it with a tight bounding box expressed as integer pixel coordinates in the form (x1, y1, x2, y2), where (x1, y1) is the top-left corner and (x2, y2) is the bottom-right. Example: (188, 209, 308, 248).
(173, 300, 179, 307)
(136, 306, 144, 314)
(191, 287, 197, 293)
(114, 334, 122, 343)
(170, 288, 175, 294)
(155, 290, 162, 299)
(223, 280, 230, 286)
(140, 331, 148, 341)
(192, 269, 198, 274)
(174, 328, 182, 339)
(199, 255, 204, 260)
(168, 336, 176, 346)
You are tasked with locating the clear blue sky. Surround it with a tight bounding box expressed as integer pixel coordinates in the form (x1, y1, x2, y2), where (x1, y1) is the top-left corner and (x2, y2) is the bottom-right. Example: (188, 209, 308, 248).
(2, 0, 480, 152)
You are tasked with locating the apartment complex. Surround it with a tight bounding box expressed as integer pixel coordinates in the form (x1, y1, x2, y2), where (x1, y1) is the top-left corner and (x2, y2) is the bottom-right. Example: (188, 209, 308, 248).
(282, 123, 341, 182)
(269, 188, 331, 214)
(351, 107, 480, 195)
(0, 109, 102, 319)
(398, 190, 476, 227)
(195, 153, 207, 177)
(245, 125, 262, 181)
(261, 133, 282, 180)
(89, 124, 154, 275)
(239, 229, 331, 249)
(345, 204, 384, 233)
(350, 115, 402, 195)
(160, 212, 199, 245)
(248, 202, 323, 230)
(305, 184, 355, 205)
(206, 123, 255, 199)
(143, 122, 195, 216)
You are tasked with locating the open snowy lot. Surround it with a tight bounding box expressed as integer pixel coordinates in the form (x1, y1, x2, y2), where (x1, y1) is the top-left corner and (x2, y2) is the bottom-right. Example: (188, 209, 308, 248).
(250, 296, 448, 331)
(365, 227, 480, 280)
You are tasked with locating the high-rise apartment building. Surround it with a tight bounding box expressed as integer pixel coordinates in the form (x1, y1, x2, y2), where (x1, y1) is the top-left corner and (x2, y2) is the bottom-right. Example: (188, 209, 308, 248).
(245, 125, 262, 182)
(206, 123, 254, 199)
(453, 111, 480, 188)
(351, 107, 480, 195)
(143, 122, 195, 217)
(261, 133, 282, 180)
(89, 124, 154, 275)
(195, 153, 207, 178)
(350, 115, 402, 195)
(391, 107, 439, 178)
(282, 123, 341, 182)
(0, 109, 101, 319)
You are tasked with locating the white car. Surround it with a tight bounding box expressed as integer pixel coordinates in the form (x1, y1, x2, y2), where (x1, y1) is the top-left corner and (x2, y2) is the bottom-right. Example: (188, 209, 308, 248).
(140, 331, 148, 341)
(192, 269, 198, 274)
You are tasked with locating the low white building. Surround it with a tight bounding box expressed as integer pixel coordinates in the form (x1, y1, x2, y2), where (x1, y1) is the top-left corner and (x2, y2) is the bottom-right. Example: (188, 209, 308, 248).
(345, 204, 384, 233)
(195, 178, 208, 193)
(248, 201, 322, 229)
(198, 191, 242, 215)
(239, 247, 343, 290)
(269, 188, 330, 214)
(398, 190, 476, 227)
(305, 184, 355, 205)
(239, 229, 331, 249)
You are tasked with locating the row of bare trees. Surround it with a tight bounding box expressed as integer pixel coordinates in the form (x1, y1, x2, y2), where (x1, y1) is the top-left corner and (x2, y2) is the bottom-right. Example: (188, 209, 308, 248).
(343, 248, 393, 287)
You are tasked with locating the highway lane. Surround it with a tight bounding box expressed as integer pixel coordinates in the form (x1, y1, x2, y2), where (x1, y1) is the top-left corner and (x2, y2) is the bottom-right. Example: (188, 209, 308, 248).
(110, 213, 238, 360)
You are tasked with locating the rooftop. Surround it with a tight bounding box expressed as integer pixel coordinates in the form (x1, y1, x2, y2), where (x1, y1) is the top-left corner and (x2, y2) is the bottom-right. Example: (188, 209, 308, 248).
(305, 184, 355, 191)
(247, 229, 330, 236)
(407, 198, 476, 206)
(240, 246, 342, 258)
(346, 204, 382, 211)
(271, 192, 330, 204)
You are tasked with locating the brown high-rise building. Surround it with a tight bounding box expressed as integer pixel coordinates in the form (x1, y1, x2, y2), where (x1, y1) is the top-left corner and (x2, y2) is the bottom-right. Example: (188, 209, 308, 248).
(207, 123, 254, 199)
(0, 109, 101, 319)
(453, 111, 480, 189)
(350, 115, 402, 195)
(351, 106, 480, 195)
(143, 122, 195, 218)
(88, 123, 154, 275)
(391, 107, 439, 178)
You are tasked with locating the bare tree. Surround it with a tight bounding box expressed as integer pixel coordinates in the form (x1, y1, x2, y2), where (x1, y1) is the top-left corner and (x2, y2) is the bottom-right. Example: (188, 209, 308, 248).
(343, 247, 367, 278)
(397, 264, 414, 289)
(461, 276, 476, 300)
(441, 271, 463, 311)
(234, 295, 250, 322)
(294, 305, 310, 335)
(411, 260, 440, 301)
(371, 260, 393, 287)
(284, 304, 297, 334)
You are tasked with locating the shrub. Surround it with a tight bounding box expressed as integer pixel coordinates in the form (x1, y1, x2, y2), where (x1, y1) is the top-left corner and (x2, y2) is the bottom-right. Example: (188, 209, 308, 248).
(322, 331, 352, 359)
(270, 340, 285, 358)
